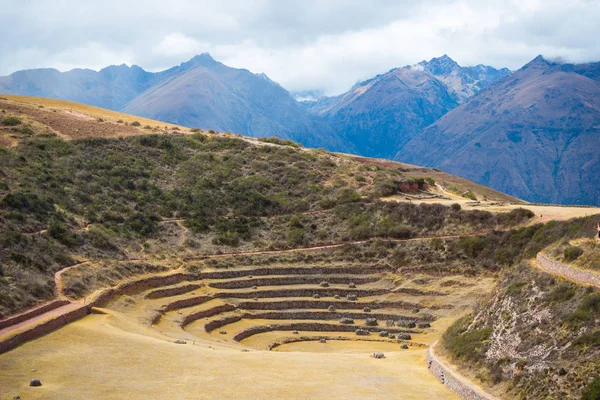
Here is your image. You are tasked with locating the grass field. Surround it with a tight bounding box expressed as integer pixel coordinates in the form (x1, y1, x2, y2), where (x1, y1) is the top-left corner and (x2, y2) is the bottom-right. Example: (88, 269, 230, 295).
(0, 312, 459, 400)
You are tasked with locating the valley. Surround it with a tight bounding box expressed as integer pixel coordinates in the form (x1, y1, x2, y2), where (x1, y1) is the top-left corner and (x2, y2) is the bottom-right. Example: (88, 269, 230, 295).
(1, 96, 600, 400)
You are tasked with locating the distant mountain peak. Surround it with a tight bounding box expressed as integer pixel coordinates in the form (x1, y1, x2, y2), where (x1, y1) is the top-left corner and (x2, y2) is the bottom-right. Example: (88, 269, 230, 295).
(183, 53, 219, 69)
(523, 55, 553, 69)
(417, 54, 460, 76)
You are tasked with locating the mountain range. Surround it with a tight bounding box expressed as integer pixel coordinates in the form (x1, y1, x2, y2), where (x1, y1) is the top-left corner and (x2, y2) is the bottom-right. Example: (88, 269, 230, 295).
(1, 54, 599, 206)
(0, 54, 347, 151)
(401, 56, 600, 205)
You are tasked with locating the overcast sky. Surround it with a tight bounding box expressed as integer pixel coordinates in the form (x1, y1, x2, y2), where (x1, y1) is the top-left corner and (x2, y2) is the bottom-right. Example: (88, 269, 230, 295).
(2, 0, 599, 95)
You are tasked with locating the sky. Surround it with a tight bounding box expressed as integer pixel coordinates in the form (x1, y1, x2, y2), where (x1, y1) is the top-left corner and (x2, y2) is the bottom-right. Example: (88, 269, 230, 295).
(2, 0, 600, 95)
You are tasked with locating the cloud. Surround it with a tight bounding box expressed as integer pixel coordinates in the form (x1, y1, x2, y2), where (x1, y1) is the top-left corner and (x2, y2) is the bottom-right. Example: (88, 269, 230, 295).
(1, 0, 600, 94)
(153, 33, 204, 57)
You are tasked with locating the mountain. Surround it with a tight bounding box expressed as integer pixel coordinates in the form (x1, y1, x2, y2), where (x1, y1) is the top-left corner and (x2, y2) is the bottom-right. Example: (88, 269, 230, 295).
(122, 54, 346, 150)
(400, 55, 600, 206)
(0, 54, 348, 151)
(0, 64, 159, 110)
(411, 54, 511, 102)
(302, 55, 510, 159)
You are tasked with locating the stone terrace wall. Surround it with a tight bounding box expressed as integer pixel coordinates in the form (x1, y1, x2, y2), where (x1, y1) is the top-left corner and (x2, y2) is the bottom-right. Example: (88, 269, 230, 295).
(145, 283, 203, 299)
(199, 265, 388, 280)
(237, 299, 421, 311)
(537, 253, 600, 288)
(88, 272, 195, 307)
(0, 305, 89, 354)
(232, 322, 415, 341)
(208, 275, 378, 289)
(0, 300, 70, 330)
(427, 341, 495, 400)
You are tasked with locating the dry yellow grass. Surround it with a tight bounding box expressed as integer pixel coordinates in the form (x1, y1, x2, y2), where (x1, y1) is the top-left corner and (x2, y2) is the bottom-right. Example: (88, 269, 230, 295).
(0, 263, 496, 399)
(1, 94, 185, 129)
(383, 188, 600, 224)
(0, 313, 459, 400)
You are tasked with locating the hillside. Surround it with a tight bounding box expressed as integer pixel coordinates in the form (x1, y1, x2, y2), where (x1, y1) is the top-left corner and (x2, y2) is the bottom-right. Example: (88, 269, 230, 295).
(0, 95, 521, 314)
(302, 55, 509, 159)
(2, 96, 600, 400)
(400, 56, 600, 206)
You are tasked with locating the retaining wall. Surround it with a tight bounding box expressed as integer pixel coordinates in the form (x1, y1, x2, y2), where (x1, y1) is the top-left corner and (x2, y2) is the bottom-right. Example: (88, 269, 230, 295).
(0, 305, 89, 354)
(200, 265, 388, 280)
(426, 341, 495, 400)
(208, 275, 378, 289)
(244, 310, 430, 325)
(232, 322, 414, 342)
(237, 299, 421, 311)
(0, 300, 70, 330)
(145, 283, 203, 299)
(88, 272, 195, 307)
(536, 253, 600, 288)
(161, 296, 213, 312)
(214, 287, 390, 299)
(181, 304, 237, 327)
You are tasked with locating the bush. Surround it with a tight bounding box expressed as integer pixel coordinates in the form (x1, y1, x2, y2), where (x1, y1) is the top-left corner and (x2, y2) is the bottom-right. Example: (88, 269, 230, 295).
(459, 236, 488, 258)
(131, 121, 141, 127)
(365, 318, 378, 326)
(340, 317, 354, 324)
(443, 315, 492, 362)
(1, 117, 21, 126)
(49, 221, 79, 247)
(547, 283, 576, 302)
(564, 246, 583, 261)
(582, 377, 600, 400)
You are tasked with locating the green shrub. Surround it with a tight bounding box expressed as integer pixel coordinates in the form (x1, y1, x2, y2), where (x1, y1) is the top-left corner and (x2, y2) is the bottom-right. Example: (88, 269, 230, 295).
(506, 281, 527, 296)
(564, 246, 584, 261)
(459, 236, 487, 258)
(443, 315, 492, 362)
(566, 309, 592, 327)
(1, 117, 21, 126)
(573, 330, 600, 347)
(547, 283, 576, 302)
(582, 377, 600, 400)
(258, 137, 301, 148)
(49, 221, 79, 247)
(463, 191, 477, 201)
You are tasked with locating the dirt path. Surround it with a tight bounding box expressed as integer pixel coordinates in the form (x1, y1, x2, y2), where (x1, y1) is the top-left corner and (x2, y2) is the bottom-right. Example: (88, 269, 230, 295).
(54, 260, 90, 298)
(190, 231, 490, 260)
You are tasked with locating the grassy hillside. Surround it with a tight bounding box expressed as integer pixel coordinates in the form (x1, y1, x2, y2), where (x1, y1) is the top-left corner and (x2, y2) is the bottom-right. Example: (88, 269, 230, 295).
(3, 95, 599, 400)
(0, 95, 528, 315)
(440, 218, 600, 399)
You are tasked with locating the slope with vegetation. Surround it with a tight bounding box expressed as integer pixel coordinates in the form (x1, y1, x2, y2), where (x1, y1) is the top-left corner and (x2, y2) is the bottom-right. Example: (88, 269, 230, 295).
(2, 96, 600, 400)
(0, 95, 522, 316)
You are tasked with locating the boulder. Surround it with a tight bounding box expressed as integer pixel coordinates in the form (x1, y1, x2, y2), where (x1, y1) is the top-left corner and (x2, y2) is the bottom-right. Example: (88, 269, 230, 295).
(29, 379, 42, 387)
